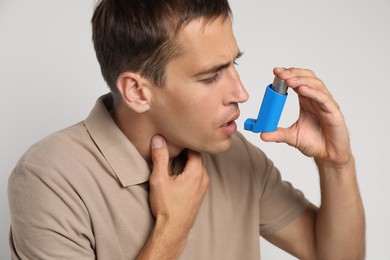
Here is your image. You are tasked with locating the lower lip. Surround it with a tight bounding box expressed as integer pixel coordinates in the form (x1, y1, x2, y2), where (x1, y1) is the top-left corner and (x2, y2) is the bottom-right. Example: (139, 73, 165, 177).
(220, 121, 237, 135)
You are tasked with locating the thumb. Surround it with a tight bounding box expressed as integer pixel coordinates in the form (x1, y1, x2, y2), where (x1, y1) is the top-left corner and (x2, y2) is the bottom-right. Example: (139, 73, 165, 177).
(150, 135, 169, 174)
(260, 127, 296, 146)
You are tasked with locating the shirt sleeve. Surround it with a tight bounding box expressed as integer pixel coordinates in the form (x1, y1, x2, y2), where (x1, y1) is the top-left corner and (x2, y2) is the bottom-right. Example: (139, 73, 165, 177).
(237, 133, 309, 236)
(8, 160, 95, 260)
(257, 160, 309, 236)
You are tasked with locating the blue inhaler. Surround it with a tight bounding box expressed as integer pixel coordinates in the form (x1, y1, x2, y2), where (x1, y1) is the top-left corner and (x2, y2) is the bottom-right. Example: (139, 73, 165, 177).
(244, 76, 288, 133)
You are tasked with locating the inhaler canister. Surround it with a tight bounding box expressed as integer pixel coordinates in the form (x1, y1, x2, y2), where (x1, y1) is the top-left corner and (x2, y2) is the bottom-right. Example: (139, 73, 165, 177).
(244, 77, 288, 133)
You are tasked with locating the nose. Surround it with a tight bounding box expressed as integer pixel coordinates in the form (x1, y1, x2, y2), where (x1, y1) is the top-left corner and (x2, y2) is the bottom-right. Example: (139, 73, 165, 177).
(224, 67, 249, 105)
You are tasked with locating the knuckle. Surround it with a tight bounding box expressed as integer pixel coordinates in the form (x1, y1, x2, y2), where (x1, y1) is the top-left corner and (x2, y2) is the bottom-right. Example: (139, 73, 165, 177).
(149, 173, 165, 187)
(305, 68, 317, 77)
(152, 150, 168, 162)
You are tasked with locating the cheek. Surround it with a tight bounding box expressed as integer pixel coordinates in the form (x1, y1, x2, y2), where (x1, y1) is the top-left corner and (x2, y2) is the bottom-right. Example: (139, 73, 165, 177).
(165, 103, 217, 139)
(167, 94, 207, 121)
(155, 86, 223, 131)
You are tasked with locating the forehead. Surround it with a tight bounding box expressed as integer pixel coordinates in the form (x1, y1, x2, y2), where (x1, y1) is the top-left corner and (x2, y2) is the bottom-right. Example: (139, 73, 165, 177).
(169, 17, 238, 72)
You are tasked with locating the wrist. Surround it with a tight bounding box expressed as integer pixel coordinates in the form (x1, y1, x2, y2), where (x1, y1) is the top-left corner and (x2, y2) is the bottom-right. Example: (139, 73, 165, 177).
(315, 150, 355, 173)
(154, 214, 191, 243)
(137, 217, 189, 260)
(315, 155, 356, 185)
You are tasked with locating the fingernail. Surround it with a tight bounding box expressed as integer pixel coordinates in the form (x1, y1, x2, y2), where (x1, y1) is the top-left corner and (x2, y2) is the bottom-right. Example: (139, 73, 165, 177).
(152, 136, 163, 149)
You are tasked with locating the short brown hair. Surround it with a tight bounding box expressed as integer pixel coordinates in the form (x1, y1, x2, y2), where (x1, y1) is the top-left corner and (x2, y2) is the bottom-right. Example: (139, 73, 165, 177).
(91, 0, 232, 97)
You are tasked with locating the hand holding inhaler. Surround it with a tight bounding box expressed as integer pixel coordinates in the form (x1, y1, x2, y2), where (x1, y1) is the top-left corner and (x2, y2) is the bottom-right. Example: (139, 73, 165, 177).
(248, 67, 353, 166)
(244, 76, 288, 133)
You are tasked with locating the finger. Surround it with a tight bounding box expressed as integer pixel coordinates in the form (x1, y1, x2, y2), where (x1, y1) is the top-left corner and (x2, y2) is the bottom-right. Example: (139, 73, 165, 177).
(289, 67, 317, 77)
(181, 150, 208, 180)
(260, 127, 296, 147)
(285, 76, 329, 93)
(150, 135, 169, 176)
(275, 67, 317, 80)
(273, 67, 287, 75)
(183, 150, 209, 188)
(183, 150, 203, 171)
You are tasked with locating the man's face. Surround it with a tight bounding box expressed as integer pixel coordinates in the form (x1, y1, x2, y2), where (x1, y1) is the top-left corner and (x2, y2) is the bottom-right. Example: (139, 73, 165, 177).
(148, 17, 249, 155)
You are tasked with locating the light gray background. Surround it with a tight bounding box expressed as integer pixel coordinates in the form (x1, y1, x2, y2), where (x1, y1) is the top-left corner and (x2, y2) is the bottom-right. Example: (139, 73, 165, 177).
(1, 0, 389, 259)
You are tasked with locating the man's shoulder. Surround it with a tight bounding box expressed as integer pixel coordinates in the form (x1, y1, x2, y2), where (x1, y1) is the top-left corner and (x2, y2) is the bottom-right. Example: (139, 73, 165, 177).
(16, 121, 91, 169)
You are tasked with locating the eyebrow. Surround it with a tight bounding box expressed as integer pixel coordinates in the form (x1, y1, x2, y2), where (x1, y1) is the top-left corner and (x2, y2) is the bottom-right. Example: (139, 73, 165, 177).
(192, 50, 243, 78)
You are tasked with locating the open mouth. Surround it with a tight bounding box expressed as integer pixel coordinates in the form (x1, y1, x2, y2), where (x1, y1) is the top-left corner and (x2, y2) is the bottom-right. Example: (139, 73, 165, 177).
(219, 111, 240, 135)
(220, 120, 237, 135)
(221, 111, 240, 127)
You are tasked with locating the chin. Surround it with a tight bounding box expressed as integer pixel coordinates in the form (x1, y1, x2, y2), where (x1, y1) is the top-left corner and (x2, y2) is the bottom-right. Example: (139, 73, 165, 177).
(169, 135, 233, 155)
(202, 137, 233, 154)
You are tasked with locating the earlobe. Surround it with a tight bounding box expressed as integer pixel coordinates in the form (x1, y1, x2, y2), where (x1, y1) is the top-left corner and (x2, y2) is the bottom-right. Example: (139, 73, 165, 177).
(116, 72, 151, 113)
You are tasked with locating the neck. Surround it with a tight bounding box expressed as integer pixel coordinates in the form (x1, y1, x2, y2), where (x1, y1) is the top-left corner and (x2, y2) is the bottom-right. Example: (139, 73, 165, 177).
(112, 102, 184, 163)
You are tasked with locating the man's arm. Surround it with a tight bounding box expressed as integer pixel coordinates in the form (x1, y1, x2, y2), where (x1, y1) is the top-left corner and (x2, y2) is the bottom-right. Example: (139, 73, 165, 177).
(137, 135, 209, 259)
(261, 68, 365, 259)
(8, 162, 96, 259)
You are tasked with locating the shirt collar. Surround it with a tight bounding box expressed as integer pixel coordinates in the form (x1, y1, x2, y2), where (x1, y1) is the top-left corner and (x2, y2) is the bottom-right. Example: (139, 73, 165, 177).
(84, 93, 151, 187)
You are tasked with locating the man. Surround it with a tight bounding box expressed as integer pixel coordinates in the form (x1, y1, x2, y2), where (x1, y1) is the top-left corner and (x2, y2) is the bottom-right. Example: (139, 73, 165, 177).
(8, 0, 365, 259)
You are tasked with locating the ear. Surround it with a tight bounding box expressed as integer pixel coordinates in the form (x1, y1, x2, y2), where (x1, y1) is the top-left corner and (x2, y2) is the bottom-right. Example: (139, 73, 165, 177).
(116, 72, 152, 113)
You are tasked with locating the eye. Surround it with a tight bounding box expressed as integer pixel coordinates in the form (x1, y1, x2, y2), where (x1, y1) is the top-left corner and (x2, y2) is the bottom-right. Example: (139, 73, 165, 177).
(201, 73, 220, 85)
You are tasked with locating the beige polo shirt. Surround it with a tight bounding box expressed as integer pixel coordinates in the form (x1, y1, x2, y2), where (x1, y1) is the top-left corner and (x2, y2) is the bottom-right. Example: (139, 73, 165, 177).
(8, 94, 308, 260)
